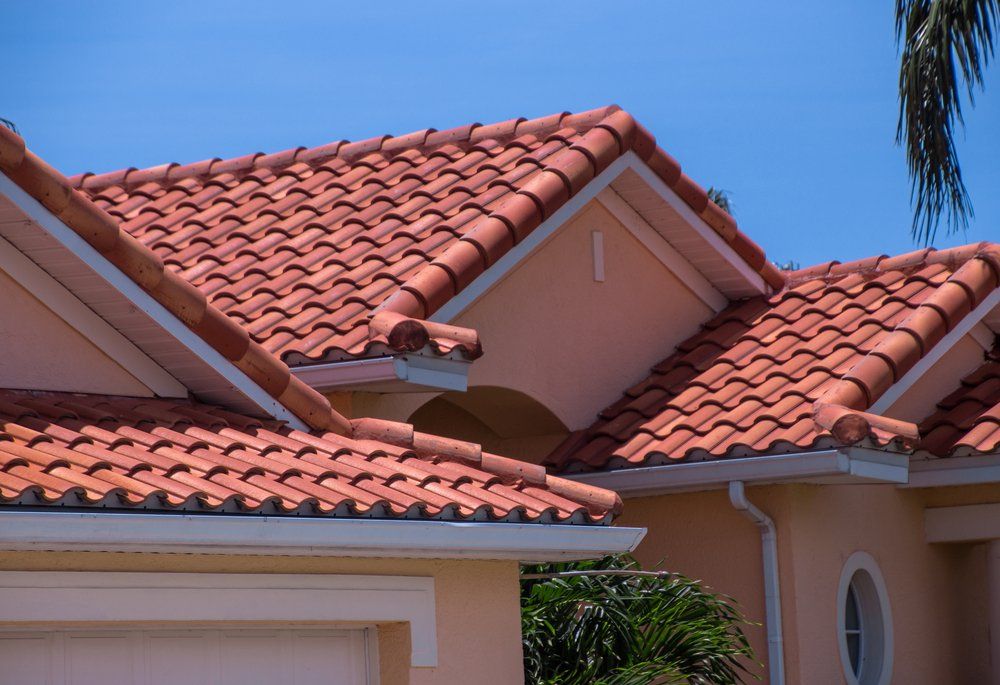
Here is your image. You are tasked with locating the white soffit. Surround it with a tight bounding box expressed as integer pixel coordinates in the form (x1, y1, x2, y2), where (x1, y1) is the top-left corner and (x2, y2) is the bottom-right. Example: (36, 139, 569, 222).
(0, 174, 307, 429)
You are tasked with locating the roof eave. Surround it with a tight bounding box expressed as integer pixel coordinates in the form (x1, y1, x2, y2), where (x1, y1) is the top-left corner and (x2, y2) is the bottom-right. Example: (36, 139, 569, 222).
(566, 447, 910, 496)
(0, 509, 645, 562)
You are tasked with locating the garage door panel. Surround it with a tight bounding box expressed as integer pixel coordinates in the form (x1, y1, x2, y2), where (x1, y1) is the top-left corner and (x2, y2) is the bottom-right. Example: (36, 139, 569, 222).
(0, 628, 370, 685)
(0, 633, 51, 685)
(65, 633, 136, 685)
(146, 632, 214, 685)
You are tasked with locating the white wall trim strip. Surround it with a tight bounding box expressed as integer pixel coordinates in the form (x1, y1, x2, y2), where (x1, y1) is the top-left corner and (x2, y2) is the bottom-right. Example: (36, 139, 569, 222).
(0, 233, 186, 397)
(0, 570, 438, 667)
(0, 172, 308, 430)
(292, 354, 470, 392)
(0, 510, 645, 562)
(925, 502, 1000, 544)
(567, 448, 909, 496)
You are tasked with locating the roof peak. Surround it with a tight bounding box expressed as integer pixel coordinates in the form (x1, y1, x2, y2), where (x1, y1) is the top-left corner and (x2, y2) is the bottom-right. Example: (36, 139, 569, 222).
(69, 105, 627, 193)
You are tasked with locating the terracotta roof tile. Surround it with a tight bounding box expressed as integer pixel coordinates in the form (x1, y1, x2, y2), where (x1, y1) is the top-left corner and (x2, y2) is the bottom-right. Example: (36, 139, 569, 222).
(550, 243, 1000, 471)
(63, 106, 780, 366)
(0, 389, 618, 523)
(918, 346, 1000, 456)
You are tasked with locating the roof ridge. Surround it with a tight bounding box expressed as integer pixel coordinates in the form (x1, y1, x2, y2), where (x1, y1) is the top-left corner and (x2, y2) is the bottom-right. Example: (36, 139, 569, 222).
(812, 247, 1000, 444)
(371, 108, 783, 322)
(69, 105, 625, 193)
(784, 242, 1000, 287)
(0, 125, 351, 436)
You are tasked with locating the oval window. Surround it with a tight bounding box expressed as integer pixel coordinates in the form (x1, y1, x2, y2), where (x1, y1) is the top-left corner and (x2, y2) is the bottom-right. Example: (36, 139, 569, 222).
(838, 553, 892, 685)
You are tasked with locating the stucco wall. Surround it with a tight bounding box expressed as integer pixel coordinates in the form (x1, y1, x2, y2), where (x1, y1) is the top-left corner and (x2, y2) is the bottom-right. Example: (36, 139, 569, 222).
(0, 268, 152, 396)
(618, 483, 990, 684)
(0, 551, 525, 685)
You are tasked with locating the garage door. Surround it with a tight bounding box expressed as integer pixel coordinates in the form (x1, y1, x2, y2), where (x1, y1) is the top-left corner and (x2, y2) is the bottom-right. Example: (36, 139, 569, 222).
(0, 627, 372, 685)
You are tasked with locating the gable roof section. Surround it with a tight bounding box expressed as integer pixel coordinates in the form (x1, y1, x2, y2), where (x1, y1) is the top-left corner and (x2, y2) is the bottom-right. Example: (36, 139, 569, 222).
(69, 106, 783, 366)
(550, 243, 1000, 471)
(0, 129, 622, 524)
(0, 388, 620, 523)
(919, 345, 1000, 456)
(0, 125, 347, 433)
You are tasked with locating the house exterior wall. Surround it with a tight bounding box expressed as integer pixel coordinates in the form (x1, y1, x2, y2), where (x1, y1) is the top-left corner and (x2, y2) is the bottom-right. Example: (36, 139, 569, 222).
(451, 200, 713, 432)
(0, 268, 152, 396)
(617, 483, 990, 684)
(0, 551, 525, 685)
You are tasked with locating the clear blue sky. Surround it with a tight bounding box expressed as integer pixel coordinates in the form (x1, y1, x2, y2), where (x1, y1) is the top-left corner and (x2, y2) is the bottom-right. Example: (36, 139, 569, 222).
(3, 1, 997, 267)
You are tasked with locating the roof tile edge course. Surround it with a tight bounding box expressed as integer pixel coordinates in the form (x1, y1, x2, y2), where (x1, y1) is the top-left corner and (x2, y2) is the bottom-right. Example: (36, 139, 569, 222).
(0, 126, 350, 435)
(351, 417, 622, 517)
(69, 105, 784, 325)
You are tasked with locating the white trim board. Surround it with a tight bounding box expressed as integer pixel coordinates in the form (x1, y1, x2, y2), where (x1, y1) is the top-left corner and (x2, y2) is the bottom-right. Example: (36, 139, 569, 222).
(0, 510, 645, 562)
(869, 288, 1000, 415)
(903, 454, 1000, 488)
(0, 570, 436, 668)
(567, 448, 909, 497)
(0, 173, 308, 430)
(428, 152, 761, 324)
(925, 502, 1000, 544)
(292, 354, 471, 393)
(0, 233, 186, 397)
(596, 186, 727, 310)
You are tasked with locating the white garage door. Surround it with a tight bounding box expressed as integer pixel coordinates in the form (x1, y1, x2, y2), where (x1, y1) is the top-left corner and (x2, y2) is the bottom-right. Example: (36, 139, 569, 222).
(0, 627, 372, 685)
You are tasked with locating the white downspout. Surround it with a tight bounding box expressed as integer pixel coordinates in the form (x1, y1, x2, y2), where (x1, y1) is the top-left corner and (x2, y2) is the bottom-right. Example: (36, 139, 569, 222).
(729, 480, 785, 685)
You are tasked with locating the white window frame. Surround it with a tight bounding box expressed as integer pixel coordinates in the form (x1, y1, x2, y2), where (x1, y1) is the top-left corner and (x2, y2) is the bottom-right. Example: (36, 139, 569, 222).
(0, 571, 437, 669)
(836, 552, 893, 685)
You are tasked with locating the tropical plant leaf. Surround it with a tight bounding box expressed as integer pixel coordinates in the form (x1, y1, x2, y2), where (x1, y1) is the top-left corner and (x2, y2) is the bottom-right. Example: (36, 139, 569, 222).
(0, 118, 17, 134)
(521, 554, 758, 684)
(896, 0, 998, 244)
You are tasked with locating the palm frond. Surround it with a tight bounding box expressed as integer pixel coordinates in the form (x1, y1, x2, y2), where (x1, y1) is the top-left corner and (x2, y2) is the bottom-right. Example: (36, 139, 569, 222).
(521, 555, 757, 685)
(0, 118, 17, 134)
(707, 187, 734, 216)
(896, 0, 998, 244)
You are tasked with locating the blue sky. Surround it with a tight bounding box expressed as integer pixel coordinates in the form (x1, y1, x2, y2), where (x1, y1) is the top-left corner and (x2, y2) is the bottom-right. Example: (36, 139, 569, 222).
(3, 1, 997, 267)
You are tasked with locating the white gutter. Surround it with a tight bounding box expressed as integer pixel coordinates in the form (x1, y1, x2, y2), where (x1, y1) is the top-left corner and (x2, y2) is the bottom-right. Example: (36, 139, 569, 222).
(729, 481, 785, 685)
(0, 511, 645, 562)
(292, 354, 470, 392)
(567, 448, 909, 496)
(903, 454, 1000, 488)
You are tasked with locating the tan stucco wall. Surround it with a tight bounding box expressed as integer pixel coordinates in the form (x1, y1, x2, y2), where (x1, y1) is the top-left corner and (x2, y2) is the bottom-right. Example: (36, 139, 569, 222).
(452, 200, 712, 431)
(619, 483, 991, 684)
(0, 552, 525, 685)
(0, 268, 152, 396)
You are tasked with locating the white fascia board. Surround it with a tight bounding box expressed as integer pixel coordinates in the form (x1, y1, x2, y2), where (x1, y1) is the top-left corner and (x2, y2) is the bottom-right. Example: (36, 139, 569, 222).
(903, 453, 1000, 488)
(595, 186, 728, 311)
(566, 447, 909, 497)
(0, 510, 645, 562)
(292, 354, 470, 393)
(925, 502, 1000, 543)
(0, 233, 186, 397)
(870, 288, 1000, 415)
(623, 151, 768, 296)
(0, 173, 308, 431)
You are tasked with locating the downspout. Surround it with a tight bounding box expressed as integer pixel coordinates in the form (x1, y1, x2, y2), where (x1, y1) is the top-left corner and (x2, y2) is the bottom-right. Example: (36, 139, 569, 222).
(729, 481, 785, 685)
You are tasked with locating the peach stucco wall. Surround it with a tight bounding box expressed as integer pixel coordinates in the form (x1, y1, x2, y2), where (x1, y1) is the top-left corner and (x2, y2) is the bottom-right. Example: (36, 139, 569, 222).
(0, 551, 525, 685)
(0, 268, 152, 396)
(451, 200, 713, 431)
(618, 483, 990, 684)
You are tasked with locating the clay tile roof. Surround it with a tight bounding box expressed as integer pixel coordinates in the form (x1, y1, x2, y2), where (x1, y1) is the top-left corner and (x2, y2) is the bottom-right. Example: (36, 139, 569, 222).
(0, 125, 349, 435)
(549, 243, 1000, 472)
(65, 106, 781, 366)
(0, 389, 619, 523)
(918, 345, 1000, 456)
